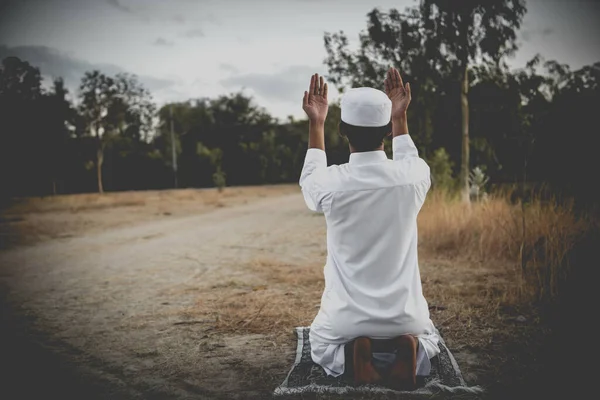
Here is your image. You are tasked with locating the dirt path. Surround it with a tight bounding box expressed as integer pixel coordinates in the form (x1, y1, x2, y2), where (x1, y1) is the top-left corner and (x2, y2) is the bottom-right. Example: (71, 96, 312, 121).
(0, 192, 325, 399)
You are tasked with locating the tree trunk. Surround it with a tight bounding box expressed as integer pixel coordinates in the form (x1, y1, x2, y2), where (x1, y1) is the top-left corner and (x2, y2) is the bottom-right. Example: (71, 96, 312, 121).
(460, 64, 470, 203)
(96, 138, 104, 194)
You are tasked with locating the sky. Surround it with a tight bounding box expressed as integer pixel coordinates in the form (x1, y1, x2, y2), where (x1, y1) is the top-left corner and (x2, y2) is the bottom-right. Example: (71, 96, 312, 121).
(1, 0, 599, 122)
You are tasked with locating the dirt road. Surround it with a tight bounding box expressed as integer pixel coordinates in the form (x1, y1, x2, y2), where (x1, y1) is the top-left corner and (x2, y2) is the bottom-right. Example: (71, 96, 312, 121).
(1, 191, 325, 399)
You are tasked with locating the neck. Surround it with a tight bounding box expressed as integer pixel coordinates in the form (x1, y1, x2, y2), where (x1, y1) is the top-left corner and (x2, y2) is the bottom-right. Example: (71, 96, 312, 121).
(349, 144, 385, 153)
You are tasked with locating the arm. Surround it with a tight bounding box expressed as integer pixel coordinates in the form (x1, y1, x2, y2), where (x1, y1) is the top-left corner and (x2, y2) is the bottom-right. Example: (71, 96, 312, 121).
(384, 67, 419, 160)
(303, 73, 328, 150)
(299, 73, 330, 212)
(385, 68, 431, 199)
(391, 115, 419, 160)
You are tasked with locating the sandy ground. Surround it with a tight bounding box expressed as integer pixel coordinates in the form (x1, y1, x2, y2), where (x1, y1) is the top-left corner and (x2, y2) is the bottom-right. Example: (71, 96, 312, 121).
(1, 186, 321, 399)
(0, 186, 546, 399)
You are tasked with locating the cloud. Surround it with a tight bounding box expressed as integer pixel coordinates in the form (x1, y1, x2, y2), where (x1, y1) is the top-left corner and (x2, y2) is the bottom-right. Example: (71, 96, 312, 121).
(219, 63, 239, 74)
(154, 37, 175, 46)
(220, 65, 329, 104)
(182, 28, 204, 38)
(105, 0, 132, 14)
(521, 27, 554, 42)
(0, 45, 176, 95)
(172, 14, 186, 23)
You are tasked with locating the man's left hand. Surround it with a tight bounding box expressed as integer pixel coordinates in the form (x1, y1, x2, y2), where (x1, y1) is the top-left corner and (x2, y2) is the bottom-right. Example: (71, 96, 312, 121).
(303, 73, 328, 124)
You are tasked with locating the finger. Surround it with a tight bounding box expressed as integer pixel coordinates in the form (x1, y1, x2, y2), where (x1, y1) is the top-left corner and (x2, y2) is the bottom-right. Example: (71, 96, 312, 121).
(309, 74, 315, 96)
(319, 75, 324, 96)
(387, 68, 394, 88)
(406, 82, 411, 98)
(323, 82, 328, 99)
(395, 68, 404, 89)
(384, 78, 390, 93)
(314, 74, 319, 95)
(303, 91, 308, 108)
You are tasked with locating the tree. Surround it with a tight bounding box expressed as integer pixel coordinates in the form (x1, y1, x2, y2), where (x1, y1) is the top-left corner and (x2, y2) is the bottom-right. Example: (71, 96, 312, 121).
(111, 73, 156, 142)
(529, 61, 600, 209)
(420, 0, 526, 202)
(427, 147, 456, 191)
(0, 56, 42, 101)
(324, 7, 443, 155)
(44, 77, 76, 194)
(0, 57, 44, 197)
(78, 71, 117, 193)
(78, 71, 155, 193)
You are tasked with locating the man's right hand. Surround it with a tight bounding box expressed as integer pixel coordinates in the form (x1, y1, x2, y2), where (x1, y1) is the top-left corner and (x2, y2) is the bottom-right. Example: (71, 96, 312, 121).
(384, 67, 411, 120)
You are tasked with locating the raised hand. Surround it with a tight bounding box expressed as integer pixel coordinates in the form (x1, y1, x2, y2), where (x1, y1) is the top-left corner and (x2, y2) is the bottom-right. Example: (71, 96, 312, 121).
(384, 67, 411, 119)
(303, 73, 329, 124)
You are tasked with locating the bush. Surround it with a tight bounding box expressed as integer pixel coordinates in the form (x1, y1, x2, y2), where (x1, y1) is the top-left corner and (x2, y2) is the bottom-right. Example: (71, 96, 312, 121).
(213, 168, 226, 192)
(418, 188, 590, 303)
(427, 147, 457, 193)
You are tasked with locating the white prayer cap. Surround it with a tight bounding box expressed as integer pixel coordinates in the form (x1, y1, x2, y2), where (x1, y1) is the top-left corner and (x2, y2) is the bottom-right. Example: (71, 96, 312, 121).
(340, 87, 392, 127)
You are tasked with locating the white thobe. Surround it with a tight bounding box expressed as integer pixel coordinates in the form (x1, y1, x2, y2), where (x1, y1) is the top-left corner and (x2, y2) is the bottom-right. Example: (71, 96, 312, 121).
(299, 134, 440, 377)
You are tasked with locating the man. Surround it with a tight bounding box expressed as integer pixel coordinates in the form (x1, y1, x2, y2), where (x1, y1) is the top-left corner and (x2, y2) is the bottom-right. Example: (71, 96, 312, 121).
(299, 68, 440, 390)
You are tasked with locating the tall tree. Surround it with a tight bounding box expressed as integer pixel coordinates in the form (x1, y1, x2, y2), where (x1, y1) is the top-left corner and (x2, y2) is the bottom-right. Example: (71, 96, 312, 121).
(420, 0, 526, 202)
(44, 77, 76, 194)
(0, 56, 42, 101)
(111, 73, 156, 142)
(324, 7, 443, 155)
(0, 57, 44, 197)
(78, 71, 117, 193)
(78, 71, 155, 193)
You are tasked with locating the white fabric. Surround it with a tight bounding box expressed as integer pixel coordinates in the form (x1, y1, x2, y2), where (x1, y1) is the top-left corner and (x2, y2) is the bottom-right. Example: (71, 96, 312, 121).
(299, 134, 440, 377)
(340, 87, 392, 127)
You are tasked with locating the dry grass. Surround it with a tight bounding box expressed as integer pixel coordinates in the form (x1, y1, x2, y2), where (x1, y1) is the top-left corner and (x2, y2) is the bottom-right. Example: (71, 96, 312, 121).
(193, 258, 325, 340)
(0, 185, 299, 249)
(418, 189, 590, 303)
(3, 185, 297, 214)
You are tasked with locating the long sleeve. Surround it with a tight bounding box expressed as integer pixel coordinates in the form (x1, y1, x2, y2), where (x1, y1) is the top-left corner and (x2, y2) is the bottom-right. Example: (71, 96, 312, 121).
(392, 135, 431, 207)
(392, 134, 419, 160)
(299, 148, 331, 212)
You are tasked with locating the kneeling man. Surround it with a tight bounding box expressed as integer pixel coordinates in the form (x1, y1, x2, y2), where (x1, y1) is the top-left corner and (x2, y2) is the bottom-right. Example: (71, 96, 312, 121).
(299, 68, 440, 390)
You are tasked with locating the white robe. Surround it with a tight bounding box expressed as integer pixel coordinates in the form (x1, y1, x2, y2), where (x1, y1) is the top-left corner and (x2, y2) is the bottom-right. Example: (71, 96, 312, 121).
(300, 134, 440, 377)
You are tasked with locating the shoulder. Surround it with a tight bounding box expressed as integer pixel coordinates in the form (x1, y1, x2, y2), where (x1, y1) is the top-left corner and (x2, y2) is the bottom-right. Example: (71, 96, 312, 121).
(309, 163, 348, 192)
(386, 157, 430, 185)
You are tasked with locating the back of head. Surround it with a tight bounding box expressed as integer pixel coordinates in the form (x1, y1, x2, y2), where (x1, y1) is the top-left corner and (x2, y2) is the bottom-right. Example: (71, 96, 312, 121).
(339, 87, 392, 152)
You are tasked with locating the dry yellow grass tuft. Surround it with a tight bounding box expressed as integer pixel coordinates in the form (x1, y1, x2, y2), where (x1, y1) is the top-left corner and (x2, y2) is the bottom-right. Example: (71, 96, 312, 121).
(194, 258, 324, 339)
(419, 189, 590, 303)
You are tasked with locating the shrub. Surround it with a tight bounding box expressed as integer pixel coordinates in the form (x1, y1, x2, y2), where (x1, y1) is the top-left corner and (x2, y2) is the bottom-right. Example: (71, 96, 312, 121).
(419, 188, 590, 303)
(427, 147, 457, 193)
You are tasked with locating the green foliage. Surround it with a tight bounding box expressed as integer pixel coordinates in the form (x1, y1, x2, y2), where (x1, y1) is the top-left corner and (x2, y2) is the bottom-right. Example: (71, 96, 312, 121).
(77, 70, 156, 192)
(213, 169, 227, 192)
(1, 0, 599, 214)
(325, 1, 527, 201)
(428, 147, 456, 192)
(420, 0, 527, 68)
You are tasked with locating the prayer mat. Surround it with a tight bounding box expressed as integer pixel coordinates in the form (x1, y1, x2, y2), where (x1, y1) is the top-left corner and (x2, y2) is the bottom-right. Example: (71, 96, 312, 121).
(274, 327, 484, 397)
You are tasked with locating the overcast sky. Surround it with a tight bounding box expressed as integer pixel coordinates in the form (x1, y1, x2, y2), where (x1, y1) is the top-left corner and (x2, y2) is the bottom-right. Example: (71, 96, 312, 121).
(1, 0, 599, 121)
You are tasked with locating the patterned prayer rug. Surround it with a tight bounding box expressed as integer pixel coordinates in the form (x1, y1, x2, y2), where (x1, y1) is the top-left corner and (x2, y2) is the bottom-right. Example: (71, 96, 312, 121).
(274, 327, 484, 397)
